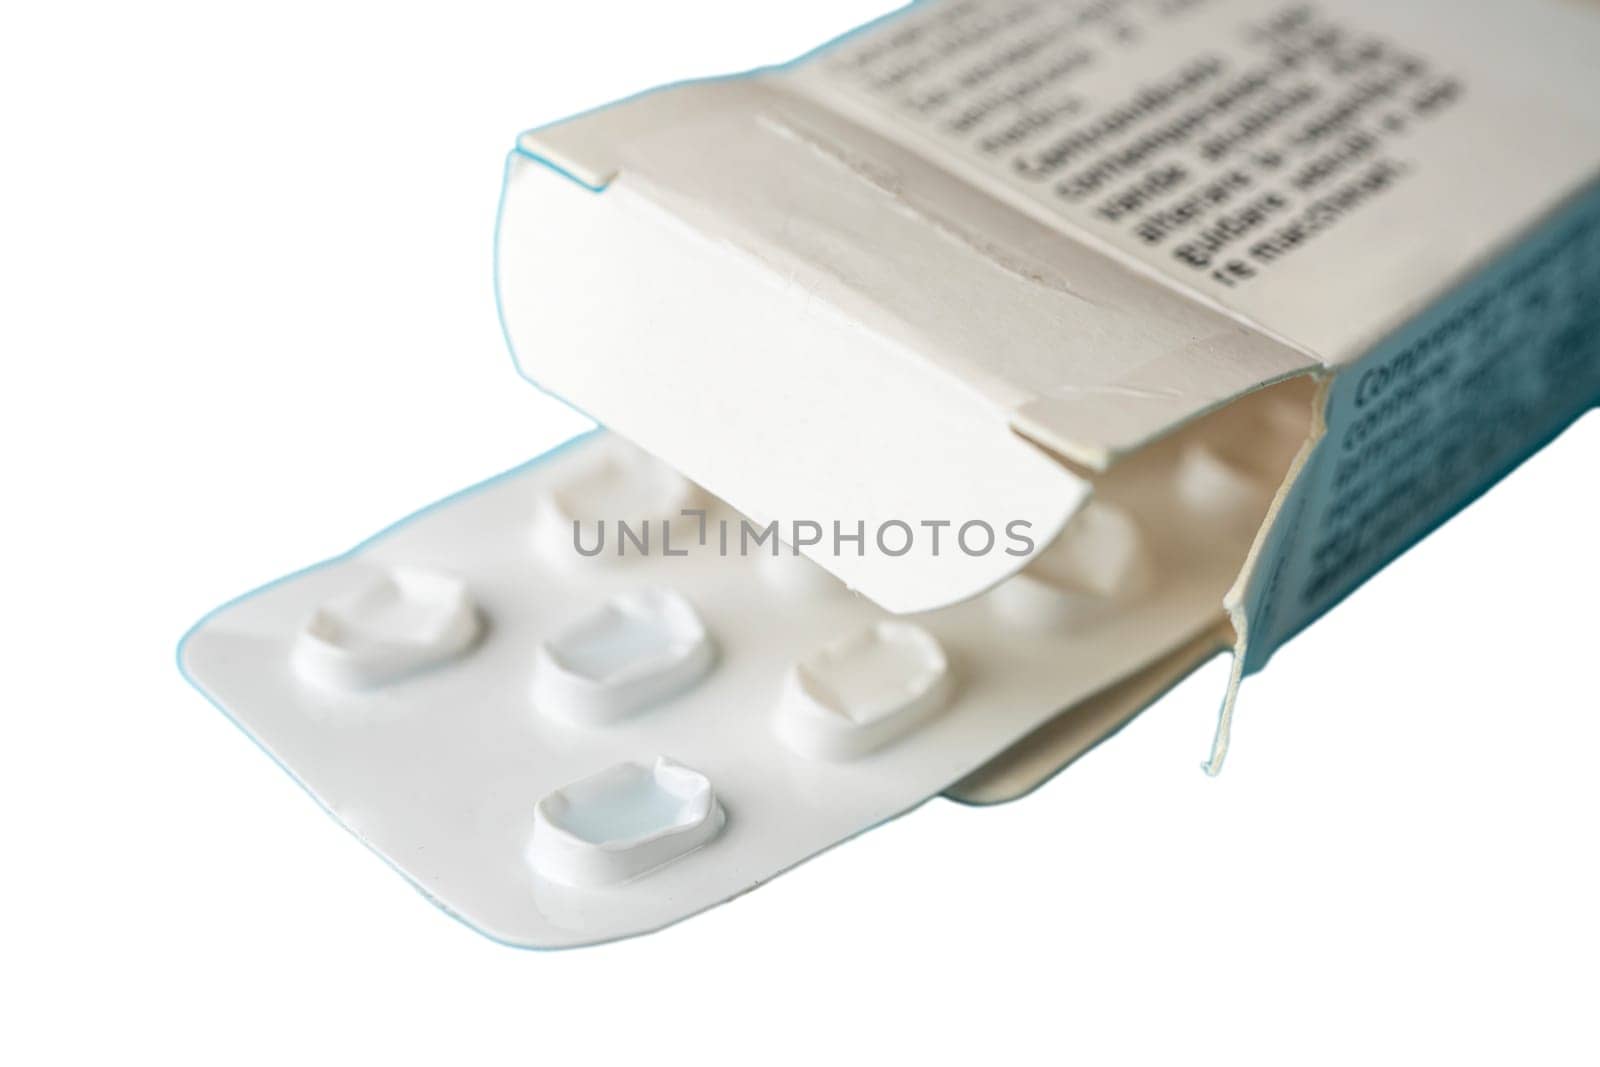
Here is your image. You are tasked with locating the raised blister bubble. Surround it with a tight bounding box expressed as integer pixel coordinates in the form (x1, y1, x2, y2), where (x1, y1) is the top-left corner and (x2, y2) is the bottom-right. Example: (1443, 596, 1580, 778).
(533, 437, 700, 566)
(533, 588, 715, 724)
(1030, 499, 1149, 598)
(293, 567, 481, 689)
(777, 622, 952, 760)
(1175, 443, 1273, 526)
(989, 500, 1149, 628)
(986, 572, 1079, 629)
(759, 541, 844, 598)
(530, 757, 726, 887)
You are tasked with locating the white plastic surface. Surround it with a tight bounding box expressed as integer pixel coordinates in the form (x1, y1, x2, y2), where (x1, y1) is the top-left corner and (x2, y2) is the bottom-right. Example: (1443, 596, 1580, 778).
(181, 430, 1255, 947)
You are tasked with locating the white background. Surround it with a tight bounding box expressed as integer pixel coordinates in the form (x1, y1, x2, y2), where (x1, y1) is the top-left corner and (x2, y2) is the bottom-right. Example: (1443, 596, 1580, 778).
(3, 1, 1597, 1062)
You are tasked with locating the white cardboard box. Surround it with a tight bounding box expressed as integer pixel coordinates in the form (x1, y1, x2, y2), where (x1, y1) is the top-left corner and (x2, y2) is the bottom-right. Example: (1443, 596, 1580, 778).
(498, 0, 1600, 775)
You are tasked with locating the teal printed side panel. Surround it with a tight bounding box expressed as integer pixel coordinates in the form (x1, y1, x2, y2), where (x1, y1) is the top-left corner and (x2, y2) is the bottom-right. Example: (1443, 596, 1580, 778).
(1243, 181, 1600, 673)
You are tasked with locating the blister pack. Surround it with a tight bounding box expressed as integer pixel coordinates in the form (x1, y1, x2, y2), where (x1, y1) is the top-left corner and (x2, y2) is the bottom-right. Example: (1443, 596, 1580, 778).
(181, 403, 1298, 947)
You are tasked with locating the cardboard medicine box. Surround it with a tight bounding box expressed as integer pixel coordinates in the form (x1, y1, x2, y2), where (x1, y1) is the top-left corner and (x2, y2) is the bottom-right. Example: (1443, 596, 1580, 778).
(496, 0, 1600, 781)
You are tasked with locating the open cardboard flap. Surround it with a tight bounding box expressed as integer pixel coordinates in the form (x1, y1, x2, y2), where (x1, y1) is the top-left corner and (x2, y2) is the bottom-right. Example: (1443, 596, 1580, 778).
(499, 77, 1316, 614)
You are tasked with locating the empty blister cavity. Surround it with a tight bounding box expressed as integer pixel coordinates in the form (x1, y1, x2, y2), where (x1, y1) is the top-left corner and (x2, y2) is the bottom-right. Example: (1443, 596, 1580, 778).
(989, 500, 1149, 628)
(533, 437, 699, 565)
(777, 622, 952, 760)
(534, 588, 715, 723)
(530, 758, 726, 887)
(293, 567, 480, 689)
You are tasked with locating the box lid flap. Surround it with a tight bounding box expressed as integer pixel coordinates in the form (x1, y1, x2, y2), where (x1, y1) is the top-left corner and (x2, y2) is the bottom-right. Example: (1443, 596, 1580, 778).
(501, 79, 1315, 610)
